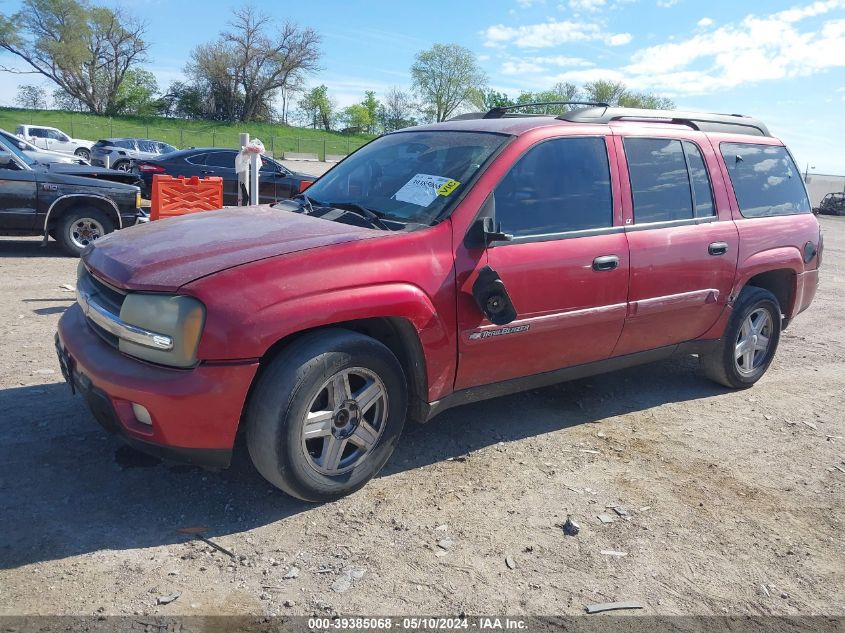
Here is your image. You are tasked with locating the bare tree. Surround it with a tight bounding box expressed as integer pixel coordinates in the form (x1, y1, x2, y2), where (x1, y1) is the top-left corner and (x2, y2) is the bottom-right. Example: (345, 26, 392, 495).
(15, 84, 47, 109)
(188, 5, 321, 123)
(379, 86, 416, 132)
(0, 0, 149, 114)
(411, 44, 487, 122)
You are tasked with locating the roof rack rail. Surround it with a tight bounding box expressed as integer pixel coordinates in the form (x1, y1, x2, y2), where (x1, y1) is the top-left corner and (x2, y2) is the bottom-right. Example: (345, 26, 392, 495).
(484, 101, 609, 119)
(557, 106, 771, 137)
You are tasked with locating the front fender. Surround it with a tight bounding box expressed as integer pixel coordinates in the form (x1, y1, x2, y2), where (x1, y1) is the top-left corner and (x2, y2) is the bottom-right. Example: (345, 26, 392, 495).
(196, 282, 455, 402)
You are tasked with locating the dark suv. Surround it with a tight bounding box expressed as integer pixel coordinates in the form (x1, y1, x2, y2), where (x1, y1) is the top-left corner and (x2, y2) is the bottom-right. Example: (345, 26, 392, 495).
(56, 104, 821, 501)
(0, 135, 142, 255)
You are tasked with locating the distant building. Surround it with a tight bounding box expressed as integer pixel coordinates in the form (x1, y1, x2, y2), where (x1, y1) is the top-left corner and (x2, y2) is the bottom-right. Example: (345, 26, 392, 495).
(804, 173, 845, 208)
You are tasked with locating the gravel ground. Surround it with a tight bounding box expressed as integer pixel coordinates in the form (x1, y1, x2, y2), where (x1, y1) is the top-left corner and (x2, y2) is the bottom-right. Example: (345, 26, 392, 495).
(0, 215, 843, 618)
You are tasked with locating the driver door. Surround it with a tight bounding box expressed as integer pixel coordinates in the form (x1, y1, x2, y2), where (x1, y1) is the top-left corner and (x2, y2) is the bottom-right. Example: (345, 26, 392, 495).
(454, 135, 630, 390)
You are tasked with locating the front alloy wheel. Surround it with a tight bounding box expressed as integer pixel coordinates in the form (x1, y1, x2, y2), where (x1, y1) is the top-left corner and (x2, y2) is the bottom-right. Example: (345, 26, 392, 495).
(246, 329, 407, 502)
(302, 367, 388, 475)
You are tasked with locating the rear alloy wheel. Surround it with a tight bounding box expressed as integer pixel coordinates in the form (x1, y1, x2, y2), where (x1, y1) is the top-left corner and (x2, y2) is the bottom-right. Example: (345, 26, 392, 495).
(701, 286, 781, 389)
(114, 160, 132, 172)
(56, 207, 115, 256)
(246, 329, 407, 502)
(74, 148, 90, 162)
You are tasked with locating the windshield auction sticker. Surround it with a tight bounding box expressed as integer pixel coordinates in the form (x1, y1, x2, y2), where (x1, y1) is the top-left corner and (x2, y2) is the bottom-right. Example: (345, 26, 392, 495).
(393, 174, 460, 206)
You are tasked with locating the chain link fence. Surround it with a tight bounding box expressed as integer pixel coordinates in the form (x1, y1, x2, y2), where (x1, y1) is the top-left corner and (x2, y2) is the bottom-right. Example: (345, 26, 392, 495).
(0, 111, 369, 161)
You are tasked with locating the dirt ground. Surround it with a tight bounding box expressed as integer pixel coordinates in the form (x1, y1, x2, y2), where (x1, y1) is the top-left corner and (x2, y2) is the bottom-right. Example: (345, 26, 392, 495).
(0, 212, 843, 618)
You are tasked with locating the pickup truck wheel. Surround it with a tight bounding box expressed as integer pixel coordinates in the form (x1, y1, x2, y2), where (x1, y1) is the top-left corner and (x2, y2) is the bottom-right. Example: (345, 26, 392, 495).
(700, 287, 781, 389)
(246, 329, 407, 502)
(74, 148, 90, 162)
(56, 207, 115, 256)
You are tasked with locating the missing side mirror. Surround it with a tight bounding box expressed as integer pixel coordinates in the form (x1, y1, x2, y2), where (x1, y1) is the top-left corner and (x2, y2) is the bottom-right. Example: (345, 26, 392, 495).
(465, 194, 514, 248)
(472, 265, 518, 326)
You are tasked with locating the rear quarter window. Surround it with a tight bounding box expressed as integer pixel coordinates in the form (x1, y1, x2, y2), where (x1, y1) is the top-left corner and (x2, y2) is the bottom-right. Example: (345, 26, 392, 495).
(720, 143, 810, 218)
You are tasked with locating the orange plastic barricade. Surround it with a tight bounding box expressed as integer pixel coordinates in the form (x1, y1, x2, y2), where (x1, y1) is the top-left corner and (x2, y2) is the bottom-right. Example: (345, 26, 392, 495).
(150, 175, 224, 221)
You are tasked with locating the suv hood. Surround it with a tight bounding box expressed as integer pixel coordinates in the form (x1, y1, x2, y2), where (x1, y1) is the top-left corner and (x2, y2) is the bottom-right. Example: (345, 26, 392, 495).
(84, 205, 381, 291)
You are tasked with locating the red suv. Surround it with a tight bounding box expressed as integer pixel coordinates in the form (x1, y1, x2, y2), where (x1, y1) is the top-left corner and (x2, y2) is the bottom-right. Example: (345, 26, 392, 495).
(56, 104, 821, 501)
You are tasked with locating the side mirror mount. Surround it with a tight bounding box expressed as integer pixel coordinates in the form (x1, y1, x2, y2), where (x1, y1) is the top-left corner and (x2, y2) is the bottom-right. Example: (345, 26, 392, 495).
(0, 151, 14, 167)
(464, 194, 513, 248)
(17, 141, 26, 150)
(471, 265, 518, 325)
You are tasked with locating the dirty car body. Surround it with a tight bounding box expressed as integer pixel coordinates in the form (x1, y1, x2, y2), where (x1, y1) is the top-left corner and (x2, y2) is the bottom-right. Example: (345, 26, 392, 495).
(56, 105, 821, 501)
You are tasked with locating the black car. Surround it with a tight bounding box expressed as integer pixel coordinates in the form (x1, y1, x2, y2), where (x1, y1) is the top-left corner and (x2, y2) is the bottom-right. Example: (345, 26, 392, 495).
(817, 191, 845, 216)
(136, 147, 314, 204)
(0, 134, 143, 256)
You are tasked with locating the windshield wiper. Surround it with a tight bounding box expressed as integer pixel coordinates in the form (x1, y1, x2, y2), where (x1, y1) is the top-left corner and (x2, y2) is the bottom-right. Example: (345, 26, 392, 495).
(324, 201, 392, 230)
(291, 192, 317, 215)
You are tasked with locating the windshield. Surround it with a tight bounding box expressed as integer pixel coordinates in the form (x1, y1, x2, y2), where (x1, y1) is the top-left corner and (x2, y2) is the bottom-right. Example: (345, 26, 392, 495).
(0, 134, 34, 166)
(303, 130, 509, 225)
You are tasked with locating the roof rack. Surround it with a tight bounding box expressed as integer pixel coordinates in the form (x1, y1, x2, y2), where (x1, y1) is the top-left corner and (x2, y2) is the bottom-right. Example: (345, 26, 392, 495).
(557, 106, 771, 137)
(484, 101, 609, 119)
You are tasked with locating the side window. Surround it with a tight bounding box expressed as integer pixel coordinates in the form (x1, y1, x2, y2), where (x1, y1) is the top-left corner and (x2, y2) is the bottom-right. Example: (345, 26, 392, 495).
(494, 137, 613, 237)
(683, 141, 715, 217)
(185, 153, 207, 166)
(624, 138, 693, 223)
(206, 151, 236, 169)
(29, 128, 47, 138)
(46, 129, 63, 141)
(720, 143, 810, 218)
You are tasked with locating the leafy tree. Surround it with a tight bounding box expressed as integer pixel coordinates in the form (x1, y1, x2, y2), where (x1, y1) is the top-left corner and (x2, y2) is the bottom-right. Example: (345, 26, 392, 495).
(0, 0, 148, 114)
(378, 86, 416, 133)
(341, 103, 371, 132)
(361, 90, 379, 134)
(15, 84, 47, 109)
(112, 68, 158, 115)
(411, 44, 487, 122)
(469, 89, 512, 112)
(583, 80, 674, 109)
(298, 85, 334, 130)
(51, 88, 87, 112)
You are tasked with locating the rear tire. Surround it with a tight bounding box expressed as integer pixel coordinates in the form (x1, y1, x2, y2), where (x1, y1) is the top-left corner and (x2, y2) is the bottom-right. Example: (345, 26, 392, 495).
(55, 207, 115, 257)
(246, 329, 407, 502)
(700, 286, 781, 389)
(113, 159, 131, 172)
(74, 148, 90, 162)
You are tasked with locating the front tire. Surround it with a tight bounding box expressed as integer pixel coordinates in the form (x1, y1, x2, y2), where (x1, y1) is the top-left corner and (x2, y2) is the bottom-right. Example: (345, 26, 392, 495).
(55, 207, 115, 256)
(701, 286, 781, 389)
(246, 329, 407, 502)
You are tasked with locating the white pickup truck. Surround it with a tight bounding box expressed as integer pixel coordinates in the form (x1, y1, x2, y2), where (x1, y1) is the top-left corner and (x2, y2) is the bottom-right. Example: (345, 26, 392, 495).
(16, 124, 94, 162)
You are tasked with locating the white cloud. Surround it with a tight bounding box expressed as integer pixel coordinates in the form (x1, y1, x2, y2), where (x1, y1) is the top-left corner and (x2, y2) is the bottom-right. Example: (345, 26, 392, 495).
(516, 0, 546, 6)
(657, 0, 679, 7)
(697, 17, 714, 27)
(501, 55, 594, 75)
(481, 19, 632, 48)
(567, 0, 607, 12)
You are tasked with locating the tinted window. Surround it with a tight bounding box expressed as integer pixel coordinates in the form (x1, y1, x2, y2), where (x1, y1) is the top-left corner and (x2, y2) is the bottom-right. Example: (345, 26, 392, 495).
(494, 137, 612, 237)
(720, 143, 810, 218)
(625, 138, 692, 223)
(185, 153, 207, 166)
(115, 139, 137, 150)
(206, 151, 236, 168)
(29, 128, 47, 138)
(684, 141, 715, 217)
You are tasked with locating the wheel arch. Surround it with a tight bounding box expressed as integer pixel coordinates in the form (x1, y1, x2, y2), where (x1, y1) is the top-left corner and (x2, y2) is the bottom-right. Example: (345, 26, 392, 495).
(250, 317, 430, 425)
(44, 194, 122, 234)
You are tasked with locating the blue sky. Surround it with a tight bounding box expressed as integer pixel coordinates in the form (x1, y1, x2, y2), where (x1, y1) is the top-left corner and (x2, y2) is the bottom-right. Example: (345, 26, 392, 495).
(1, 0, 843, 173)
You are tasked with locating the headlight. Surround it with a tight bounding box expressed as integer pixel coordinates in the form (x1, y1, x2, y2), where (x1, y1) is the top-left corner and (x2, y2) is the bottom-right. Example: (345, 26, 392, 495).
(119, 294, 205, 368)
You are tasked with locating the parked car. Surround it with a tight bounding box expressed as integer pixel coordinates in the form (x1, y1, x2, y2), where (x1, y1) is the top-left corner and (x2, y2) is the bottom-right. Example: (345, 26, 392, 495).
(0, 129, 88, 165)
(15, 125, 94, 161)
(0, 134, 142, 256)
(56, 105, 821, 501)
(135, 147, 314, 203)
(817, 191, 845, 216)
(90, 138, 176, 171)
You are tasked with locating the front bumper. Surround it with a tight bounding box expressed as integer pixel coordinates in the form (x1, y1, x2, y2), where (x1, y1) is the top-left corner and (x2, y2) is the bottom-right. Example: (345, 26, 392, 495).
(56, 303, 259, 467)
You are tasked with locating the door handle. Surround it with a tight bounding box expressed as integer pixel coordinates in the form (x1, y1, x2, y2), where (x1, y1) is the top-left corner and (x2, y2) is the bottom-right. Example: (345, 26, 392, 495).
(592, 255, 619, 271)
(709, 242, 728, 256)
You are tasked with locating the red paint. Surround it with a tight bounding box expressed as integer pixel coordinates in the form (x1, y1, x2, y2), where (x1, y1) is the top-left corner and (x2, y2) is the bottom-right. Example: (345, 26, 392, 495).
(58, 115, 821, 457)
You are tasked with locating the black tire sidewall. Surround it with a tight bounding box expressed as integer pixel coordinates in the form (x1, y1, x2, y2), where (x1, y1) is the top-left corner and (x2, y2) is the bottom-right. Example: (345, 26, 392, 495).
(247, 329, 407, 502)
(722, 289, 781, 387)
(56, 207, 115, 257)
(75, 148, 90, 161)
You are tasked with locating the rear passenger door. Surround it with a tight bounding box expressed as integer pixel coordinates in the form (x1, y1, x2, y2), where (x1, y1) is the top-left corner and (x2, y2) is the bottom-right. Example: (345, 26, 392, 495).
(455, 135, 630, 390)
(612, 134, 739, 355)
